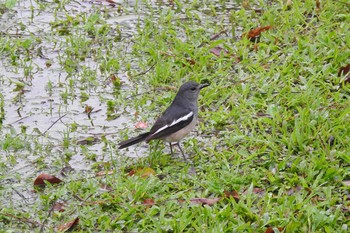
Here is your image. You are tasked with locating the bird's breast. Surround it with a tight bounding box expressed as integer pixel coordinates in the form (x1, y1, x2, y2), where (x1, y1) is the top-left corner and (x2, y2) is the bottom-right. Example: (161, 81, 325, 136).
(163, 117, 197, 142)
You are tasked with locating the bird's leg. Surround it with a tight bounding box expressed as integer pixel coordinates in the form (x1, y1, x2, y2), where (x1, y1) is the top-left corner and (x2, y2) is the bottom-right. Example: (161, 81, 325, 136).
(169, 142, 174, 156)
(176, 142, 187, 162)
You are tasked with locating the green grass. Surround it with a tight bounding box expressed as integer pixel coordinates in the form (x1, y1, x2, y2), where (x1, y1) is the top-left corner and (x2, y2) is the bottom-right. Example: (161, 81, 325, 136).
(0, 0, 350, 232)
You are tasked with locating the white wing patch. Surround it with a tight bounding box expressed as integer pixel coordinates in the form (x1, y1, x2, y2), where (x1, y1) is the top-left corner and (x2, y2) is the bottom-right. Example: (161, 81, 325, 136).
(152, 111, 194, 136)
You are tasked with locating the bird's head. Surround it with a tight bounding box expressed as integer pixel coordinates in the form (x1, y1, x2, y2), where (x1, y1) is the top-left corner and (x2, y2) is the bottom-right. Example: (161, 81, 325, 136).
(177, 81, 209, 102)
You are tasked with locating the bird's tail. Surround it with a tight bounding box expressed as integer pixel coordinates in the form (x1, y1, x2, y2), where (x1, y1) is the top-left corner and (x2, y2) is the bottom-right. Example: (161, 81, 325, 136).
(118, 132, 150, 149)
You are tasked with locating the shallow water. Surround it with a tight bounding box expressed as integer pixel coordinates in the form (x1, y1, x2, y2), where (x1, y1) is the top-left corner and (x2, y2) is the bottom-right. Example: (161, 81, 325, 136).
(0, 0, 243, 209)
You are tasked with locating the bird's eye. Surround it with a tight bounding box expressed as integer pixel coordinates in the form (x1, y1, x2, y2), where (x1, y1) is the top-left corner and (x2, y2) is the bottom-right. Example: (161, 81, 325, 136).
(190, 87, 196, 91)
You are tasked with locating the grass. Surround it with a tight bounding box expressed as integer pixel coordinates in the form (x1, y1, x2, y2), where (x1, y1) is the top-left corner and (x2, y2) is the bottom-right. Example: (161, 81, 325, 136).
(0, 0, 350, 232)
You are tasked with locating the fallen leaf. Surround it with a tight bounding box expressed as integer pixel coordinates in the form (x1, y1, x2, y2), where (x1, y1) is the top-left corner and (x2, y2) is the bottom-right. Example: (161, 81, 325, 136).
(265, 227, 284, 233)
(253, 187, 265, 194)
(190, 197, 221, 206)
(56, 217, 79, 232)
(52, 202, 66, 212)
(128, 167, 156, 178)
(107, 74, 121, 87)
(128, 169, 136, 176)
(224, 190, 240, 201)
(84, 200, 108, 205)
(315, 0, 321, 11)
(33, 173, 63, 187)
(60, 165, 74, 177)
(242, 26, 273, 41)
(96, 170, 114, 177)
(142, 198, 155, 206)
(338, 64, 350, 85)
(84, 105, 93, 113)
(134, 121, 148, 129)
(100, 183, 113, 192)
(312, 195, 326, 204)
(286, 185, 302, 196)
(178, 199, 186, 204)
(242, 187, 265, 197)
(210, 46, 231, 57)
(338, 64, 350, 77)
(185, 58, 196, 66)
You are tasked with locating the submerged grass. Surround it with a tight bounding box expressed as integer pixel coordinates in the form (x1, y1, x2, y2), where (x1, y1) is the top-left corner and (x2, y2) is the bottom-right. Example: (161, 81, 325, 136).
(0, 0, 350, 232)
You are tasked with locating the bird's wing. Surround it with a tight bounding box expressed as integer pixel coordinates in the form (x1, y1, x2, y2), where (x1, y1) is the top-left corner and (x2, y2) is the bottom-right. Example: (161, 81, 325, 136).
(146, 106, 194, 142)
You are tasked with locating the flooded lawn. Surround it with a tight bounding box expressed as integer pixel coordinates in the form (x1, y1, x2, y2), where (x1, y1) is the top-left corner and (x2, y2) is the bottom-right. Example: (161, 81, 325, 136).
(1, 0, 240, 220)
(1, 0, 349, 231)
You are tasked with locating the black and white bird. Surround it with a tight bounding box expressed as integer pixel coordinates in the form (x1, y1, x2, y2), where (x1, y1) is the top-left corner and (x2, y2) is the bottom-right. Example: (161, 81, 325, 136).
(118, 81, 209, 159)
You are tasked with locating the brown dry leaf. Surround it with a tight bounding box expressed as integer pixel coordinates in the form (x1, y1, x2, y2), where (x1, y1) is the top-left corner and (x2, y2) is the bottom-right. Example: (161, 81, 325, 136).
(242, 187, 265, 197)
(286, 185, 302, 196)
(33, 173, 63, 187)
(84, 105, 93, 113)
(210, 46, 231, 57)
(209, 46, 240, 63)
(142, 198, 155, 206)
(190, 197, 221, 206)
(100, 183, 113, 192)
(338, 64, 350, 85)
(60, 166, 74, 177)
(312, 196, 326, 204)
(252, 187, 265, 194)
(56, 217, 79, 232)
(84, 200, 108, 205)
(52, 202, 66, 212)
(134, 121, 148, 129)
(128, 169, 136, 176)
(242, 26, 273, 41)
(338, 64, 350, 77)
(315, 0, 321, 11)
(185, 58, 196, 66)
(96, 170, 114, 177)
(265, 227, 284, 233)
(224, 190, 240, 202)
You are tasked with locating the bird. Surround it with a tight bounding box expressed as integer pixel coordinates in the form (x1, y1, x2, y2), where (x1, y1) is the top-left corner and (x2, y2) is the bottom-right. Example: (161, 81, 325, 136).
(118, 81, 209, 160)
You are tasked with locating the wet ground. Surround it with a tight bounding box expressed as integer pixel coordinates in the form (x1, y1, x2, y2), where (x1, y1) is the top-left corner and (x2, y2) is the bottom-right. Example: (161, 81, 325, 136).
(0, 0, 242, 209)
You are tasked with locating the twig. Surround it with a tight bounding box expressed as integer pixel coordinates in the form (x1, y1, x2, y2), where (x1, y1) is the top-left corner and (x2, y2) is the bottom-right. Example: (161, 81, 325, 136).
(131, 63, 156, 77)
(42, 114, 67, 136)
(8, 115, 30, 125)
(1, 213, 40, 228)
(11, 187, 28, 204)
(209, 28, 228, 41)
(198, 28, 228, 48)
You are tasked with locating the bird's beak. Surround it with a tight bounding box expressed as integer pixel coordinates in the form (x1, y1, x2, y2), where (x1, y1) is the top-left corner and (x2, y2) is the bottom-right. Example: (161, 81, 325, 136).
(199, 83, 210, 89)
